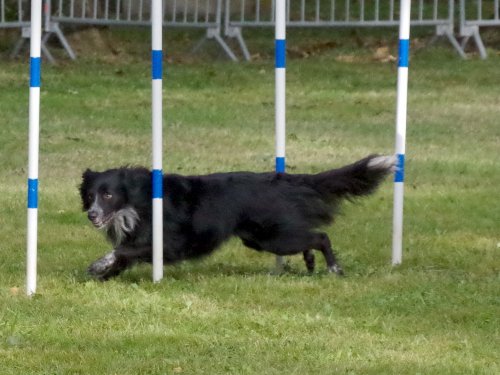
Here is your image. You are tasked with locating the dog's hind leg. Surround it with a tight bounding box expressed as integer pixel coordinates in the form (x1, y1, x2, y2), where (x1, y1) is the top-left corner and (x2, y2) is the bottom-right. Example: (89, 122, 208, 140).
(303, 250, 315, 273)
(310, 232, 344, 276)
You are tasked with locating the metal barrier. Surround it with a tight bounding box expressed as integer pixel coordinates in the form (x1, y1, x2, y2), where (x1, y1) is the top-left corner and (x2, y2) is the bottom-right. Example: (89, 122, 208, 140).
(3, 0, 237, 61)
(4, 0, 76, 62)
(5, 1, 499, 61)
(459, 0, 498, 59)
(51, 0, 237, 60)
(225, 0, 466, 60)
(0, 0, 30, 28)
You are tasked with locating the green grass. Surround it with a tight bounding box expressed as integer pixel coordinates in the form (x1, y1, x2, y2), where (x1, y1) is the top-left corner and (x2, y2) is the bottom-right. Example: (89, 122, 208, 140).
(0, 29, 499, 374)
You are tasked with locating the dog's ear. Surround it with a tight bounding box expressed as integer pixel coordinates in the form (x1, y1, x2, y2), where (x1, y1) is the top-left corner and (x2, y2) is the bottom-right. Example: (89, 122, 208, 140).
(82, 168, 97, 182)
(80, 169, 98, 211)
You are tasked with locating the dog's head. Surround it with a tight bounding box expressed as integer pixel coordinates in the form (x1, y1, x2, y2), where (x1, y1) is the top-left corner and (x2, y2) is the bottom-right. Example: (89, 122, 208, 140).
(80, 167, 151, 246)
(80, 169, 128, 229)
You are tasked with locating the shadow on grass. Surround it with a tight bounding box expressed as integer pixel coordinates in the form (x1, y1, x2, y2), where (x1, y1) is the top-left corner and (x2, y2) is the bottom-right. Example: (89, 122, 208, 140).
(71, 257, 342, 285)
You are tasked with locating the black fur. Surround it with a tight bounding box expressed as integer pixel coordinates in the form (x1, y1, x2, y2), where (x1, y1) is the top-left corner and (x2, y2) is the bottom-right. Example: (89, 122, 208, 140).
(79, 154, 395, 280)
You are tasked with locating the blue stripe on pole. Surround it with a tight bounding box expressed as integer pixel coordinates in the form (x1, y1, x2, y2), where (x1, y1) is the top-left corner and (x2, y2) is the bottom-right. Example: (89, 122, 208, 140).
(152, 169, 163, 199)
(275, 39, 286, 68)
(30, 57, 41, 87)
(398, 39, 410, 68)
(27, 178, 38, 208)
(276, 157, 285, 173)
(394, 154, 405, 183)
(152, 50, 163, 80)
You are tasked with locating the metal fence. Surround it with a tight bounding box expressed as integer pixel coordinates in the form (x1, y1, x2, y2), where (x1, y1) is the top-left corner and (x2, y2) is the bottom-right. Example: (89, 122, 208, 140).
(52, 0, 218, 27)
(0, 0, 29, 28)
(3, 1, 76, 62)
(50, 0, 237, 60)
(226, 0, 454, 26)
(2, 1, 500, 61)
(225, 0, 465, 60)
(1, 0, 237, 61)
(459, 0, 499, 58)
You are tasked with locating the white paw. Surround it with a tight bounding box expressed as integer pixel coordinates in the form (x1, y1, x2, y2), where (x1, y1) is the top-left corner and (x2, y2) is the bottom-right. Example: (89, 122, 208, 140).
(88, 251, 117, 277)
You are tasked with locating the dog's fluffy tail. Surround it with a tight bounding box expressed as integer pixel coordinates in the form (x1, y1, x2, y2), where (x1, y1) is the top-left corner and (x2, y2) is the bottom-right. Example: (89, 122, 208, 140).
(307, 155, 396, 202)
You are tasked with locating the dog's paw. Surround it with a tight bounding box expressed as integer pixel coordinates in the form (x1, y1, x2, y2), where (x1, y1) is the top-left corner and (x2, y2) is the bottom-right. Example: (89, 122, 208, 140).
(87, 251, 117, 280)
(328, 264, 345, 276)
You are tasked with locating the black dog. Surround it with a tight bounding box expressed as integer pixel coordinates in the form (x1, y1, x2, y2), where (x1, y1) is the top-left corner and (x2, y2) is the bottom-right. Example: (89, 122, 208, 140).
(80, 155, 395, 280)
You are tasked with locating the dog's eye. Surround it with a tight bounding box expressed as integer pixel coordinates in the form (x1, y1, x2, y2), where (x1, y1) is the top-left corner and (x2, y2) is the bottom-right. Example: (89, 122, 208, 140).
(103, 193, 113, 200)
(87, 194, 93, 201)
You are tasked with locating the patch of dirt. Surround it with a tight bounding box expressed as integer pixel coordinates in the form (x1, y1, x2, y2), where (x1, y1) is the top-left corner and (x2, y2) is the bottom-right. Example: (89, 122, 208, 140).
(65, 27, 133, 63)
(372, 46, 396, 63)
(286, 41, 338, 58)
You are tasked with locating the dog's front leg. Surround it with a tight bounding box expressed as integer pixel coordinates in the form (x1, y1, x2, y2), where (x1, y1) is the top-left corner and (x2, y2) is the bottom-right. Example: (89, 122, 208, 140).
(87, 250, 124, 281)
(87, 246, 152, 281)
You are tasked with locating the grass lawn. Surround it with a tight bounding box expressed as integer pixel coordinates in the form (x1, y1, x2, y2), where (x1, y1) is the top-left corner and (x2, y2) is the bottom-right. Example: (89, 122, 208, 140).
(0, 29, 499, 374)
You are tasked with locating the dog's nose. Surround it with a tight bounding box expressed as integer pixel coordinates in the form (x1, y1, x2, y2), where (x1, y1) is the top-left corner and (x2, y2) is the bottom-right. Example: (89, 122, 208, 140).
(88, 211, 98, 222)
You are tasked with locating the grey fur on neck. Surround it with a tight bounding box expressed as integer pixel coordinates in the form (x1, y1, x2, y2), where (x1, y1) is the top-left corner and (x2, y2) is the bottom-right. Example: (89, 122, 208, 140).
(105, 207, 140, 246)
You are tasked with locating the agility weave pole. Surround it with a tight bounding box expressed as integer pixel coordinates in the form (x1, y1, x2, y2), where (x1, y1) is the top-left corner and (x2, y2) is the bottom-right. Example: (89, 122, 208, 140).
(26, 0, 42, 296)
(151, 0, 164, 283)
(392, 0, 411, 265)
(275, 0, 286, 175)
(274, 0, 286, 269)
(26, 0, 165, 292)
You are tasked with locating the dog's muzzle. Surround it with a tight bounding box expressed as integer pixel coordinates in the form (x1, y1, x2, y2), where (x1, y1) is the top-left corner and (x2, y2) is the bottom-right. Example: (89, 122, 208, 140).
(87, 210, 112, 228)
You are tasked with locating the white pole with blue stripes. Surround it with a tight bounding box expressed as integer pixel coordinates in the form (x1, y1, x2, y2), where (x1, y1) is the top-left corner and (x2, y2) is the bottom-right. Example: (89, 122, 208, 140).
(151, 0, 163, 282)
(392, 0, 411, 265)
(275, 0, 286, 268)
(27, 0, 42, 296)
